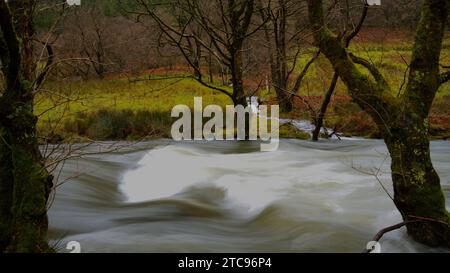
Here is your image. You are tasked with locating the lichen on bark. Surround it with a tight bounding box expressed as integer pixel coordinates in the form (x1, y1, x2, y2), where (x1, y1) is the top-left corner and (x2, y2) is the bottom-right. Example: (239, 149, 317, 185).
(0, 1, 54, 253)
(306, 0, 450, 247)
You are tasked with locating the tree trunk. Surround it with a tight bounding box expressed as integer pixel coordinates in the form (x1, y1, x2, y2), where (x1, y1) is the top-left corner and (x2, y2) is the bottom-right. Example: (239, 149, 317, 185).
(259, 0, 293, 113)
(385, 114, 450, 247)
(274, 86, 293, 112)
(0, 101, 53, 253)
(306, 0, 450, 246)
(2, 100, 53, 253)
(208, 50, 214, 83)
(231, 50, 247, 106)
(192, 38, 202, 79)
(0, 0, 53, 252)
(312, 73, 338, 141)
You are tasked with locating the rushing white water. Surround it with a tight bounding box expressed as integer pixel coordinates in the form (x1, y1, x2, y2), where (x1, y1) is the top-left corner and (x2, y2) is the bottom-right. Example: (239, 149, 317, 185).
(279, 118, 360, 140)
(48, 139, 450, 253)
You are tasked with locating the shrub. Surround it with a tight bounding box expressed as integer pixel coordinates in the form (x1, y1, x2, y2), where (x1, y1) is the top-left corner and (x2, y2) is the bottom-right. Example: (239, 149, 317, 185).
(63, 109, 172, 140)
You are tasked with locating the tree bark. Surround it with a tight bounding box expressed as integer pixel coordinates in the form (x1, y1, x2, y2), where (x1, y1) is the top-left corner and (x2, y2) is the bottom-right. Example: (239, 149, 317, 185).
(230, 50, 247, 106)
(274, 86, 293, 112)
(2, 101, 53, 253)
(385, 119, 450, 246)
(312, 73, 338, 141)
(306, 0, 450, 247)
(259, 0, 295, 112)
(208, 40, 214, 83)
(0, 0, 53, 253)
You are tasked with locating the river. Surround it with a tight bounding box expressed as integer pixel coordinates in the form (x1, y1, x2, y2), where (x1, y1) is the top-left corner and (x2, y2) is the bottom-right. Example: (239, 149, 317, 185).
(47, 139, 450, 253)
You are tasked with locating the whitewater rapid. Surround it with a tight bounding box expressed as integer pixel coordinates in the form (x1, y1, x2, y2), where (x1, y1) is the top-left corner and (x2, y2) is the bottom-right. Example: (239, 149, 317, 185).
(48, 139, 450, 253)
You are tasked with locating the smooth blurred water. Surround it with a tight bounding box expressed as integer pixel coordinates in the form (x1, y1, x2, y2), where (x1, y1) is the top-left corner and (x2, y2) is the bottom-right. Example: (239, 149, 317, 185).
(48, 139, 450, 253)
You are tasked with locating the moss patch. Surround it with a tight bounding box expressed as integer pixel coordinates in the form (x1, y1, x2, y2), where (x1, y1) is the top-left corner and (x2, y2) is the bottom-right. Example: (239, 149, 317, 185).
(279, 123, 310, 140)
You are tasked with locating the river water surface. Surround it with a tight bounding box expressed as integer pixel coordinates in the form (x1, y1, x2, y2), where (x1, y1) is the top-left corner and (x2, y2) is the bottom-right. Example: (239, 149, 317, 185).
(48, 139, 450, 253)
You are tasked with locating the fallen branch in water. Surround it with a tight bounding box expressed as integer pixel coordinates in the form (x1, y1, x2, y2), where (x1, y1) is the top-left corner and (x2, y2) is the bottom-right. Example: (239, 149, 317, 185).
(364, 216, 450, 253)
(363, 220, 419, 253)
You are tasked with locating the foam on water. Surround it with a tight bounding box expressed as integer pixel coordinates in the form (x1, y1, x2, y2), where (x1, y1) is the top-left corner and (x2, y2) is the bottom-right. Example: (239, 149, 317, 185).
(48, 140, 450, 253)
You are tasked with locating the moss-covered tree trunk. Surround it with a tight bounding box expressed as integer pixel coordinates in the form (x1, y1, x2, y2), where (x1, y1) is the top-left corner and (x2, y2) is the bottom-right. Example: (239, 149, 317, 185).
(385, 118, 450, 246)
(2, 101, 53, 253)
(0, 0, 53, 253)
(306, 0, 450, 247)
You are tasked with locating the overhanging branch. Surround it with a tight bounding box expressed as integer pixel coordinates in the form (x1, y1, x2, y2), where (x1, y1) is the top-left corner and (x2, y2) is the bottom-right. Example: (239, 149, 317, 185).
(291, 50, 320, 94)
(349, 52, 389, 89)
(344, 2, 368, 47)
(33, 39, 55, 90)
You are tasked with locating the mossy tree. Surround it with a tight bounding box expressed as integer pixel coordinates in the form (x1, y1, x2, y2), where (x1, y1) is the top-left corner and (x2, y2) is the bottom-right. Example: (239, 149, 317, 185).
(306, 0, 450, 246)
(312, 2, 369, 142)
(0, 1, 54, 252)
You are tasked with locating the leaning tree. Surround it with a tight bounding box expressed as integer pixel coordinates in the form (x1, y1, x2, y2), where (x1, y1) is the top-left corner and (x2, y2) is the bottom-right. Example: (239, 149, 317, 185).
(307, 0, 450, 246)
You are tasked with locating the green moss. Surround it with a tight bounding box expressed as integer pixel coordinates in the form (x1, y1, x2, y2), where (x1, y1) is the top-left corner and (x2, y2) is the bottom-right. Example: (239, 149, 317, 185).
(7, 145, 52, 253)
(279, 123, 310, 140)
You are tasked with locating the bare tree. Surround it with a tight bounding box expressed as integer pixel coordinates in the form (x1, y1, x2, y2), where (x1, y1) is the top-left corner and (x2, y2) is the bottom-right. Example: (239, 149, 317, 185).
(258, 0, 319, 112)
(129, 0, 265, 106)
(72, 5, 111, 79)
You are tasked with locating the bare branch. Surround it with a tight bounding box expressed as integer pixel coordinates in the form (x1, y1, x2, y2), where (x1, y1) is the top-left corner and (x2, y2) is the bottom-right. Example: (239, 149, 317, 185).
(291, 50, 320, 94)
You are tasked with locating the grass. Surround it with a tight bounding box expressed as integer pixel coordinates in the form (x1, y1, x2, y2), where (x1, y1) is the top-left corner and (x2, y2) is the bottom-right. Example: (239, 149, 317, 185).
(278, 123, 310, 140)
(36, 77, 232, 118)
(34, 35, 450, 142)
(61, 109, 173, 141)
(35, 77, 234, 142)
